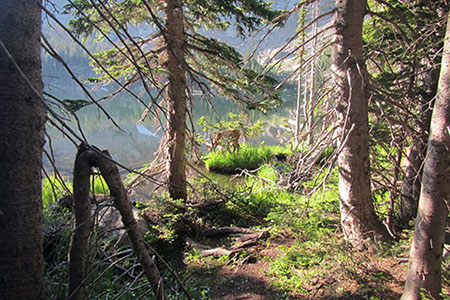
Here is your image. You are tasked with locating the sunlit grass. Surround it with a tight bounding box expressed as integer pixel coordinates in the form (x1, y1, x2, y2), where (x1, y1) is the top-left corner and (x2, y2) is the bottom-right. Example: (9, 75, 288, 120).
(204, 144, 290, 174)
(42, 174, 72, 207)
(43, 143, 414, 299)
(42, 173, 109, 206)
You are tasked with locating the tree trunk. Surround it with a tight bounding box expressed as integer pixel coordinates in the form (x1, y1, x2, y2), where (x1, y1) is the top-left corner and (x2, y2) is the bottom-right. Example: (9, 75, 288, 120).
(399, 144, 426, 225)
(306, 0, 319, 146)
(399, 69, 438, 226)
(399, 2, 443, 227)
(295, 67, 303, 147)
(401, 12, 450, 300)
(332, 0, 390, 249)
(164, 0, 187, 201)
(0, 1, 45, 299)
(68, 146, 94, 300)
(295, 8, 306, 147)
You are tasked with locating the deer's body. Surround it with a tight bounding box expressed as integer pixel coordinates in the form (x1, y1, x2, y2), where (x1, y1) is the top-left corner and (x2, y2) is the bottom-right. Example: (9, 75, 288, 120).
(208, 129, 241, 153)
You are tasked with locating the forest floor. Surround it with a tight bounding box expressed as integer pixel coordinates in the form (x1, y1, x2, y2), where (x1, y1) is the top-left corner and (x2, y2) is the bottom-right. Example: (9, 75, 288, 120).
(43, 148, 450, 299)
(140, 165, 449, 300)
(180, 230, 411, 300)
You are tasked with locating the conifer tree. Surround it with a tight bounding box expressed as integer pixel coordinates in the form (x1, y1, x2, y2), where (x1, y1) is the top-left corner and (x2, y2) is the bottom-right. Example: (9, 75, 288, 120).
(364, 0, 447, 226)
(64, 0, 282, 201)
(401, 9, 450, 300)
(332, 0, 391, 248)
(0, 0, 46, 299)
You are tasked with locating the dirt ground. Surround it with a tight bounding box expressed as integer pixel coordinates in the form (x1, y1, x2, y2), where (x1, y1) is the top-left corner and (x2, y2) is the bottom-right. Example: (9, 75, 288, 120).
(187, 237, 411, 300)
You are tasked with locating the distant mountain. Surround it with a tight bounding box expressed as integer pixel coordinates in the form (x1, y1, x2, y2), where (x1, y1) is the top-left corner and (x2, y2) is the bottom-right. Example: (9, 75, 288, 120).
(43, 0, 334, 50)
(41, 0, 335, 84)
(198, 0, 335, 51)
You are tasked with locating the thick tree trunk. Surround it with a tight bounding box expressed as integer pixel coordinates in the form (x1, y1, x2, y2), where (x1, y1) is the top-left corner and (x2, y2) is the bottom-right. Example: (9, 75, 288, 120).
(0, 1, 45, 299)
(401, 12, 450, 300)
(69, 144, 164, 300)
(164, 0, 187, 201)
(332, 0, 390, 249)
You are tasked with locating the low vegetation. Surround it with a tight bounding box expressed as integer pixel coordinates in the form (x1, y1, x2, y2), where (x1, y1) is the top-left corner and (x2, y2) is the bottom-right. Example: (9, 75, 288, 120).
(204, 144, 290, 174)
(42, 143, 450, 299)
(42, 172, 109, 207)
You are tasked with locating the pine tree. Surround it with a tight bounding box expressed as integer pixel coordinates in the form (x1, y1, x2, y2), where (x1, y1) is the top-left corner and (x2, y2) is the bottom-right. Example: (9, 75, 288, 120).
(401, 10, 450, 300)
(332, 0, 391, 249)
(364, 0, 446, 226)
(0, 0, 46, 299)
(64, 0, 282, 201)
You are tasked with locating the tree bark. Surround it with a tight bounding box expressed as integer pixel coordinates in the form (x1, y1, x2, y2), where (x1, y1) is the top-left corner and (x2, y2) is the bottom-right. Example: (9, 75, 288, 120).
(69, 144, 164, 300)
(0, 1, 46, 299)
(332, 0, 390, 249)
(164, 0, 187, 201)
(399, 143, 426, 225)
(68, 146, 94, 300)
(401, 12, 450, 300)
(305, 0, 319, 146)
(399, 67, 438, 227)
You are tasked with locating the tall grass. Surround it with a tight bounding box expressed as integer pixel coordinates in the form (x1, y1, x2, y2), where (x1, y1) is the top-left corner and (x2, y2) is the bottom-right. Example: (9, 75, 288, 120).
(42, 173, 109, 206)
(42, 174, 73, 207)
(205, 144, 290, 174)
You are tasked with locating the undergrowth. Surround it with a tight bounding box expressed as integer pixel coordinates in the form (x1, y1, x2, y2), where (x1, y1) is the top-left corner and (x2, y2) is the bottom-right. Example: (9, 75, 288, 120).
(42, 146, 427, 299)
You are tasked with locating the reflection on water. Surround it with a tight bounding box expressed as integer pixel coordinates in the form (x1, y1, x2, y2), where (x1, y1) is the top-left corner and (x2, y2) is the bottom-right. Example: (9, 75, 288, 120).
(45, 121, 161, 177)
(44, 85, 162, 177)
(43, 83, 293, 178)
(136, 123, 158, 137)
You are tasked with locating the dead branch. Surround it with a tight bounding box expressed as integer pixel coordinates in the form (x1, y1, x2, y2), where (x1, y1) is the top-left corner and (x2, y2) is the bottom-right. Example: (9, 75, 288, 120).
(186, 238, 234, 257)
(68, 143, 164, 300)
(200, 226, 256, 237)
(185, 227, 269, 257)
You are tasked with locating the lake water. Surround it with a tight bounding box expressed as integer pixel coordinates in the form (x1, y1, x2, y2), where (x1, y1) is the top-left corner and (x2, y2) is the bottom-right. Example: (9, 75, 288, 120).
(43, 82, 295, 178)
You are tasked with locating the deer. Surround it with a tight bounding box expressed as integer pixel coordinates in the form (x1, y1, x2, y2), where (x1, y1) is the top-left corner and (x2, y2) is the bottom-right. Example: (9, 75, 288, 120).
(207, 129, 241, 153)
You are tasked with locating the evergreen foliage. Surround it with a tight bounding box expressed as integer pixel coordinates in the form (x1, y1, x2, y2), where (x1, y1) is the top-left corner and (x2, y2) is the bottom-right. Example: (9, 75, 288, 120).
(62, 0, 283, 112)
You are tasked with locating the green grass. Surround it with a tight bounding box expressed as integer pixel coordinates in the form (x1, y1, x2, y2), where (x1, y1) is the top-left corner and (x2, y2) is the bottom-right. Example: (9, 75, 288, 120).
(228, 164, 299, 218)
(42, 174, 73, 207)
(42, 173, 109, 206)
(204, 144, 290, 174)
(185, 163, 347, 297)
(90, 173, 110, 195)
(43, 143, 416, 299)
